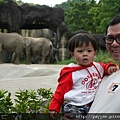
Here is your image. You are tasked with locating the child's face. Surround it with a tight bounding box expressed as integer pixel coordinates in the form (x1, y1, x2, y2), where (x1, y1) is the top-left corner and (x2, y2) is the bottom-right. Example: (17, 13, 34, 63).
(70, 42, 96, 66)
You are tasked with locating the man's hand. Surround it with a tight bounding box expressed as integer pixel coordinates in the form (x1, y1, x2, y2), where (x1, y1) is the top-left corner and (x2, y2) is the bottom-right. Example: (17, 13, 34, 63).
(49, 111, 58, 120)
(62, 113, 74, 120)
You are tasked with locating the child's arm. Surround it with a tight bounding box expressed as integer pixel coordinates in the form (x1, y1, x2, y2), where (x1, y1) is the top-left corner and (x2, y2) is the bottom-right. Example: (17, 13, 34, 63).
(99, 62, 117, 75)
(49, 67, 73, 113)
(107, 66, 118, 74)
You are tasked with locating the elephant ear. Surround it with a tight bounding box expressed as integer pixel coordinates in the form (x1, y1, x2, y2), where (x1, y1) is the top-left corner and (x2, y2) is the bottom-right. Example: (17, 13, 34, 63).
(23, 37, 32, 47)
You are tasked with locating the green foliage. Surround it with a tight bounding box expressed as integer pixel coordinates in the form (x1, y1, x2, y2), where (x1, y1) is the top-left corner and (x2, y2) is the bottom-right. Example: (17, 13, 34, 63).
(0, 90, 13, 113)
(95, 50, 117, 64)
(0, 0, 8, 5)
(64, 1, 92, 31)
(0, 0, 8, 3)
(13, 0, 24, 5)
(13, 88, 53, 113)
(0, 88, 53, 118)
(57, 0, 120, 34)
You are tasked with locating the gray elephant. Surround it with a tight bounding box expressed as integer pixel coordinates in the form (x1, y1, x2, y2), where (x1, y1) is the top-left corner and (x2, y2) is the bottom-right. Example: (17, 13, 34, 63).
(23, 37, 53, 64)
(0, 32, 25, 64)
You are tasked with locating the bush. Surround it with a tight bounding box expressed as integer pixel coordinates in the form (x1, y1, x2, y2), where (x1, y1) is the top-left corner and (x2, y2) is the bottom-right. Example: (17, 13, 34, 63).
(0, 90, 13, 113)
(0, 88, 53, 119)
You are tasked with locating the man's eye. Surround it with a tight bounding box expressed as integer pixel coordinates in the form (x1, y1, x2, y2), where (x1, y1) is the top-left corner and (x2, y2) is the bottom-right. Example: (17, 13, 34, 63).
(116, 36, 120, 40)
(106, 38, 113, 41)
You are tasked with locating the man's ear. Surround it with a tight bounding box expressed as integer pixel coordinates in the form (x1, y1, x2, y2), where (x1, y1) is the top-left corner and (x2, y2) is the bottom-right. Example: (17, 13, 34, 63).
(70, 52, 74, 58)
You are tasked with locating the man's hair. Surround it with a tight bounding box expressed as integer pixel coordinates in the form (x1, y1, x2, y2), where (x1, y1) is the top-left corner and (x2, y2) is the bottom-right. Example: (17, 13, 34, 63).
(68, 33, 97, 52)
(106, 14, 120, 34)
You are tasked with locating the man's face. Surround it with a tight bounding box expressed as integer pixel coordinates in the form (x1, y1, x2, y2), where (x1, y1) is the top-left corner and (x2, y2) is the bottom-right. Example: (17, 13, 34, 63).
(106, 23, 120, 63)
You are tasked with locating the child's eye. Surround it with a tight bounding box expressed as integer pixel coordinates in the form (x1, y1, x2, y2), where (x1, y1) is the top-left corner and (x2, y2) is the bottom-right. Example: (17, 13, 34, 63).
(78, 50, 83, 53)
(88, 50, 92, 52)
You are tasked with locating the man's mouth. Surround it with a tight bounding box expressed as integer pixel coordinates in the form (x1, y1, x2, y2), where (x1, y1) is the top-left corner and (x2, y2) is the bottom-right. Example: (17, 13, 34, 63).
(112, 50, 120, 53)
(112, 50, 120, 55)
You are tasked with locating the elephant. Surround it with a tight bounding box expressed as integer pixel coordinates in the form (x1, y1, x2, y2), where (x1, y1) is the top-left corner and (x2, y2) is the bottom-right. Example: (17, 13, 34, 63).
(0, 32, 25, 64)
(23, 37, 53, 64)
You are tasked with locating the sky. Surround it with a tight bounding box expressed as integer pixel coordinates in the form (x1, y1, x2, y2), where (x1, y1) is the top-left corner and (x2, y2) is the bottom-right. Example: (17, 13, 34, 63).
(21, 0, 68, 7)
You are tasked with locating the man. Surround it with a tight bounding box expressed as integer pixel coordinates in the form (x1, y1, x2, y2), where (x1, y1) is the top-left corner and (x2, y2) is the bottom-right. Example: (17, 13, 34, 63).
(63, 14, 120, 120)
(87, 14, 120, 114)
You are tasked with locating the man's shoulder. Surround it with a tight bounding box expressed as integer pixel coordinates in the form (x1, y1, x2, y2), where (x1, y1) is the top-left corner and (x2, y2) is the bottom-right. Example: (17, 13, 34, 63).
(88, 70, 120, 113)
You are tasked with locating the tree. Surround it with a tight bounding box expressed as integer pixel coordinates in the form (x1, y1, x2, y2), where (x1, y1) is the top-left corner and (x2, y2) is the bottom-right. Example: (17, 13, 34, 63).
(64, 0, 96, 32)
(13, 0, 23, 5)
(56, 0, 120, 34)
(88, 0, 120, 33)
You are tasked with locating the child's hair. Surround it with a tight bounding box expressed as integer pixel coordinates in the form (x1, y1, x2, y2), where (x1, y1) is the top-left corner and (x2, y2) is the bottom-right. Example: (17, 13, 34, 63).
(68, 33, 97, 52)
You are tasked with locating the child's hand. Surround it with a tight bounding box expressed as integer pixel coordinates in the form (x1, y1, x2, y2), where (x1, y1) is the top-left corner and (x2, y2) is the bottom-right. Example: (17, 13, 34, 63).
(108, 66, 118, 74)
(49, 111, 58, 120)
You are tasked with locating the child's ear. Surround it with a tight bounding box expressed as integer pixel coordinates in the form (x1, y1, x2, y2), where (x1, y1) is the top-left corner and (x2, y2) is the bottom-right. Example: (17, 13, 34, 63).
(70, 52, 74, 58)
(94, 50, 97, 55)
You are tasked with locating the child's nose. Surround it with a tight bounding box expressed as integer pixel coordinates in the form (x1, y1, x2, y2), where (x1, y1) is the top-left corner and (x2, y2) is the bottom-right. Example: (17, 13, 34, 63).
(83, 51, 88, 55)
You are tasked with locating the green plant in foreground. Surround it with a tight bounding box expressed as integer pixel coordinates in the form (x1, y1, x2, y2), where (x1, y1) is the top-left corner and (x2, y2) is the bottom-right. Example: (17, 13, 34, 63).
(13, 88, 53, 113)
(0, 88, 53, 119)
(0, 89, 13, 113)
(0, 88, 53, 112)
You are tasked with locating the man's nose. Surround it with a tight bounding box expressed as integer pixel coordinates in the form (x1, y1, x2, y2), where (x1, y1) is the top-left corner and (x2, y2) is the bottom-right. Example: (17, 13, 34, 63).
(111, 39, 119, 46)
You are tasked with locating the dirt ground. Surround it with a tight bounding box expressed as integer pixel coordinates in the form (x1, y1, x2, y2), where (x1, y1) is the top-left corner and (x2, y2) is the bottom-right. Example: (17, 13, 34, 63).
(0, 63, 65, 101)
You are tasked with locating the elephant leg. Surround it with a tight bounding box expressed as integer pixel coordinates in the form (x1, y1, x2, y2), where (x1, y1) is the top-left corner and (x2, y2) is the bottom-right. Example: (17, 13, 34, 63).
(42, 46, 52, 64)
(12, 52, 19, 64)
(41, 50, 46, 64)
(44, 55, 51, 64)
(0, 45, 3, 64)
(41, 57, 45, 63)
(25, 46, 32, 64)
(11, 52, 15, 63)
(13, 46, 22, 64)
(43, 54, 49, 64)
(41, 49, 50, 64)
(45, 50, 52, 64)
